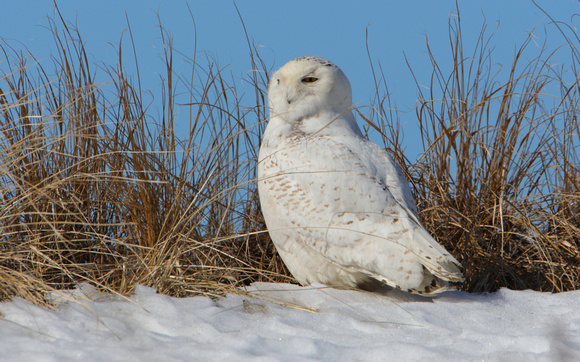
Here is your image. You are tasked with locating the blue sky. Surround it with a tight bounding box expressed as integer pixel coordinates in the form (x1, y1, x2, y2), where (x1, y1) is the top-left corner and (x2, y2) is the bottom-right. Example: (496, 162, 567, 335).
(1, 1, 578, 160)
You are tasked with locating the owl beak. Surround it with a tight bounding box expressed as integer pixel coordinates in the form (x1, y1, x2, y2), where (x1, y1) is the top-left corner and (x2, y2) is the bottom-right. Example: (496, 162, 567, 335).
(285, 90, 296, 105)
(285, 82, 305, 105)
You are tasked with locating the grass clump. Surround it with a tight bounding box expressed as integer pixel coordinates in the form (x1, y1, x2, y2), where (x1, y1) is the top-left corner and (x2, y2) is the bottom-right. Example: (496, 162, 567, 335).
(364, 9, 579, 293)
(0, 8, 578, 306)
(0, 14, 288, 306)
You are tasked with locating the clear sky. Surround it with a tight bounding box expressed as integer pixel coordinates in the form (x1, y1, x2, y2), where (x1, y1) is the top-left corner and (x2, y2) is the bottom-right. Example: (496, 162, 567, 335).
(1, 1, 578, 160)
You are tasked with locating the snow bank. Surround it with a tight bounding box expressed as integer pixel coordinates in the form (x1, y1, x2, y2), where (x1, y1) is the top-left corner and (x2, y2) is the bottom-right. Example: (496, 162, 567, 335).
(0, 283, 578, 361)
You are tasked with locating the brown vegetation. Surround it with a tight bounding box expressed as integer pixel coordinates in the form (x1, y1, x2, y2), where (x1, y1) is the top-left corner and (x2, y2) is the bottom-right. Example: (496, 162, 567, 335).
(0, 10, 578, 306)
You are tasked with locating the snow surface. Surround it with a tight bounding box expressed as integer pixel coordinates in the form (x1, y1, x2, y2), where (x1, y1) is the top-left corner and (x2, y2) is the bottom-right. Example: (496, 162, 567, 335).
(0, 283, 578, 361)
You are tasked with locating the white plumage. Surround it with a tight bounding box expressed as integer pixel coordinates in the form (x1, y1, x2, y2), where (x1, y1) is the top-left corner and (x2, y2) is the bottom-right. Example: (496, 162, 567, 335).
(257, 56, 463, 295)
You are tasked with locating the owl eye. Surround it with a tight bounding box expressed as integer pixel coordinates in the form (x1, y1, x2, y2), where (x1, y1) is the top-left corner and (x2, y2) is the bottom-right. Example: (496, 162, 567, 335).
(302, 77, 318, 83)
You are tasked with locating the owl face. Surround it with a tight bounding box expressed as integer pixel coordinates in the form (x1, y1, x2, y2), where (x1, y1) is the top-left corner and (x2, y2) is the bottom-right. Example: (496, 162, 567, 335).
(268, 56, 352, 124)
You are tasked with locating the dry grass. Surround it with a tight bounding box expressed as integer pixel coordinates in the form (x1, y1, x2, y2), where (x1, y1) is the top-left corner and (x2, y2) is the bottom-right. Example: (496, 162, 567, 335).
(363, 10, 580, 293)
(0, 12, 289, 306)
(0, 9, 578, 306)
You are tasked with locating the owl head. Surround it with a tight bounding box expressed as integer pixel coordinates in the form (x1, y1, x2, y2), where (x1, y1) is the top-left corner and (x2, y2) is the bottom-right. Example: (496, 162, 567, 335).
(268, 56, 353, 126)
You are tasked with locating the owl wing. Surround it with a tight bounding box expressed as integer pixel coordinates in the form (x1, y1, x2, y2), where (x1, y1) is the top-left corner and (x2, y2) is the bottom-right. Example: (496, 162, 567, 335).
(259, 133, 463, 292)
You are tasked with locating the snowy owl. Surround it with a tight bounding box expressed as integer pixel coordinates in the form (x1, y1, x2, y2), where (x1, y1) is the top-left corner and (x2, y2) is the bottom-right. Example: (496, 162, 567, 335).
(257, 56, 464, 295)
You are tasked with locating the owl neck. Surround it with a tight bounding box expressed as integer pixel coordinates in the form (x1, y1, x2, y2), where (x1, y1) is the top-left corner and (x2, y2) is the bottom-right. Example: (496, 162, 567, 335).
(265, 110, 363, 141)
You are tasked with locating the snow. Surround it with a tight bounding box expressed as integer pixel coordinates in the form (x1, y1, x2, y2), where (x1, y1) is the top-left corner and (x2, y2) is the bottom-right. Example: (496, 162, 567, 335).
(0, 283, 578, 361)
